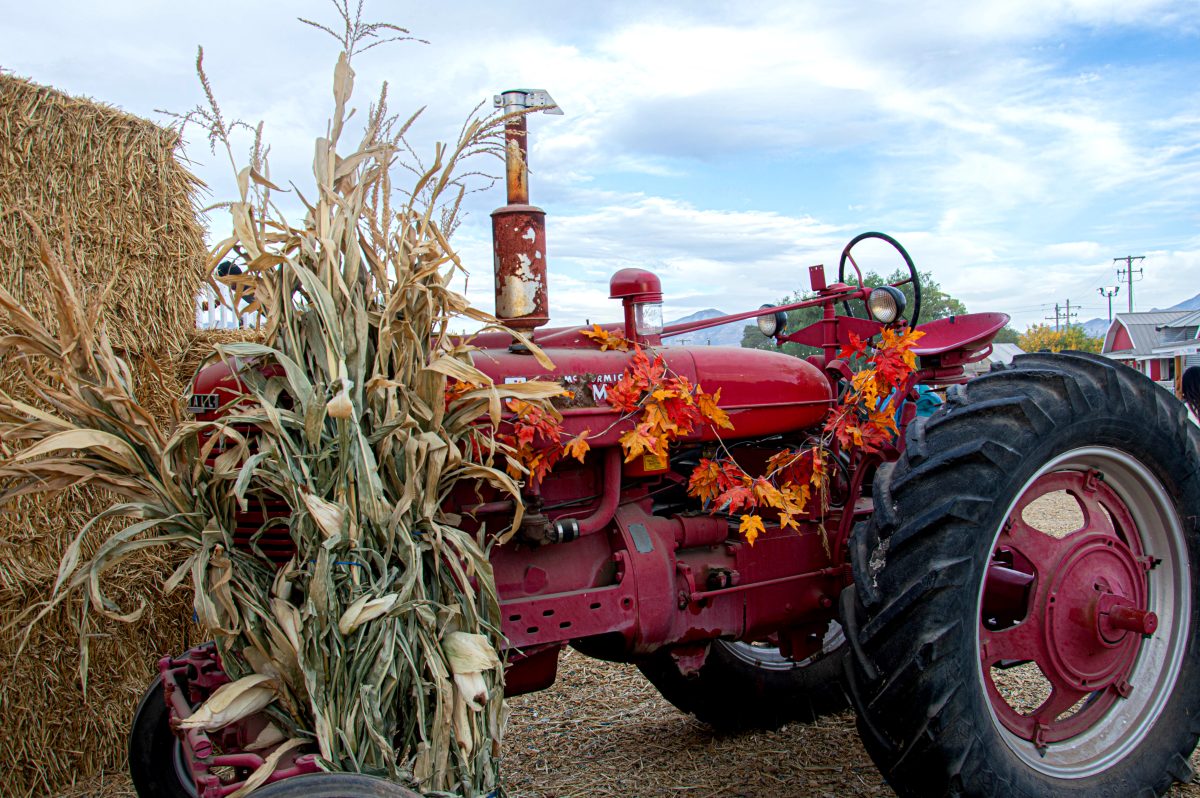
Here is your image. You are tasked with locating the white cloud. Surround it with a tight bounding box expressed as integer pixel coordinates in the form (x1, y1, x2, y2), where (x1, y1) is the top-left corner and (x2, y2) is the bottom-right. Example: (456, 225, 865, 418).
(3, 0, 1199, 336)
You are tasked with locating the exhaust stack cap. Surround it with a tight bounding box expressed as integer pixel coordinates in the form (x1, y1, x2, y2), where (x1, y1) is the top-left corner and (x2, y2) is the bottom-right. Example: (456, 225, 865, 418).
(494, 89, 564, 115)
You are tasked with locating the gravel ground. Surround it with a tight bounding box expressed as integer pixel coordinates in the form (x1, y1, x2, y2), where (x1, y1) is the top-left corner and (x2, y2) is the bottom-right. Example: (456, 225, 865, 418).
(54, 491, 1200, 797)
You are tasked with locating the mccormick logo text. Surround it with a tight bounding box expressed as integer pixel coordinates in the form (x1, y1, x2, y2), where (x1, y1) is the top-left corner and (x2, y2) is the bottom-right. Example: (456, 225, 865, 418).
(505, 373, 623, 403)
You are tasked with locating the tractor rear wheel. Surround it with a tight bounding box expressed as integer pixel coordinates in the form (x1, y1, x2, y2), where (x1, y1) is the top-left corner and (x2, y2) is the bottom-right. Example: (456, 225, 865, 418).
(638, 625, 847, 731)
(843, 352, 1200, 797)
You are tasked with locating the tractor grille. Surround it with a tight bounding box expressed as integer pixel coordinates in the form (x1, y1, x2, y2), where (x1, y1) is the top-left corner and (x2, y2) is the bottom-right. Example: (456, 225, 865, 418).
(201, 424, 296, 566)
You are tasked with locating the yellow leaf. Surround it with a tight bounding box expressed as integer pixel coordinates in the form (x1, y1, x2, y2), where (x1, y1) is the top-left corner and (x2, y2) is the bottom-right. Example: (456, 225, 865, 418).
(563, 430, 591, 463)
(178, 674, 277, 731)
(618, 424, 653, 462)
(809, 448, 827, 489)
(643, 401, 680, 436)
(337, 593, 399, 635)
(579, 324, 631, 351)
(302, 492, 345, 539)
(752, 478, 784, 509)
(696, 388, 734, 430)
(739, 514, 765, 546)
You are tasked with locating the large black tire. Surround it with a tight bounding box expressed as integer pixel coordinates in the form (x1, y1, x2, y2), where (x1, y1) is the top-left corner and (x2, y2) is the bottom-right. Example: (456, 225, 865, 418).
(842, 351, 1200, 797)
(129, 680, 195, 798)
(638, 625, 848, 731)
(249, 773, 421, 797)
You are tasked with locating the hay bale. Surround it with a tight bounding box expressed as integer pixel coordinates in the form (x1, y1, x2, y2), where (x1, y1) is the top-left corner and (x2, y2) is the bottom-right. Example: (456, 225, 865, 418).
(0, 74, 210, 797)
(0, 359, 197, 798)
(0, 72, 207, 354)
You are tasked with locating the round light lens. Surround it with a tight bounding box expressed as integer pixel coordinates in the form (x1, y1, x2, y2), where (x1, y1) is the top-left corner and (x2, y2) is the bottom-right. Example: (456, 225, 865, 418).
(757, 304, 787, 337)
(867, 286, 906, 324)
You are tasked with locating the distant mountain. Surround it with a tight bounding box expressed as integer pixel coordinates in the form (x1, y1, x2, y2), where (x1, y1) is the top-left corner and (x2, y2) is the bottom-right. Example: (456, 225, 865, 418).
(1081, 318, 1110, 339)
(662, 308, 748, 348)
(1165, 292, 1200, 311)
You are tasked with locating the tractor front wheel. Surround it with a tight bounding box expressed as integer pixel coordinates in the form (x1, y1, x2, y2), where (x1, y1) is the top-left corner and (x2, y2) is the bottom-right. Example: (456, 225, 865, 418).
(638, 625, 847, 731)
(843, 352, 1200, 797)
(248, 773, 421, 797)
(129, 679, 196, 798)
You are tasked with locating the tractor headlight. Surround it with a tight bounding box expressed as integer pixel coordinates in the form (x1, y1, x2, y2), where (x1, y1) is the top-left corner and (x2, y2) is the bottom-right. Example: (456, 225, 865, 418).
(757, 304, 788, 337)
(635, 301, 663, 336)
(867, 286, 906, 324)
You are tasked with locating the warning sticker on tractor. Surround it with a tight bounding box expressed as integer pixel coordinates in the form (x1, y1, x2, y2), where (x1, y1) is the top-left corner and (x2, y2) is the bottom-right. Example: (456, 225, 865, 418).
(642, 452, 667, 472)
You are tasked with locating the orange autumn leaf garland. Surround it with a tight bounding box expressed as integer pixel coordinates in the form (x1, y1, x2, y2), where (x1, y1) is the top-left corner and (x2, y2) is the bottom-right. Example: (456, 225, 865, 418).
(601, 347, 734, 464)
(825, 326, 924, 454)
(576, 324, 925, 546)
(579, 323, 632, 351)
(688, 447, 821, 543)
(444, 378, 591, 487)
(499, 398, 591, 485)
(687, 325, 924, 545)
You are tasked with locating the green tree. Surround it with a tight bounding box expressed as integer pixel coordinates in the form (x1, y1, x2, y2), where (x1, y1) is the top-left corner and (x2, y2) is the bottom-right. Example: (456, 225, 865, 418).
(1017, 324, 1103, 353)
(741, 269, 968, 356)
(993, 325, 1021, 344)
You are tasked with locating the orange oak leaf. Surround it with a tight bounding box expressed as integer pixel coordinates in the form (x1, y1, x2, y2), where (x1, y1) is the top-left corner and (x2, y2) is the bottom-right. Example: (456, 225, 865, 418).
(837, 331, 870, 361)
(751, 477, 785, 509)
(606, 375, 643, 413)
(642, 400, 681, 436)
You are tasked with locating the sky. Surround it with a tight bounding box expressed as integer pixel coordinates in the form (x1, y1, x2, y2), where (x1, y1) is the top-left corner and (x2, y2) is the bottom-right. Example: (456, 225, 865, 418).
(3, 0, 1199, 331)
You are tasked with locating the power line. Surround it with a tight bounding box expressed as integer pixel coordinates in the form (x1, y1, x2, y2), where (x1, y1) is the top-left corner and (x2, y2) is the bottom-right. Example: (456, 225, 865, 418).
(1114, 255, 1145, 313)
(1097, 286, 1120, 322)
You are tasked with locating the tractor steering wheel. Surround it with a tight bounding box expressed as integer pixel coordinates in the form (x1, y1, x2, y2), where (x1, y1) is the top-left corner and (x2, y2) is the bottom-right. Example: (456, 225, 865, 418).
(837, 232, 922, 328)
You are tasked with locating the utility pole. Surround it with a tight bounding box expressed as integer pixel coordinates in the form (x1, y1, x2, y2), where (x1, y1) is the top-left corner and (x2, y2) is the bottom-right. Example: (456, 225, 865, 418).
(1114, 255, 1145, 313)
(1098, 286, 1120, 322)
(1046, 303, 1062, 332)
(1045, 301, 1079, 333)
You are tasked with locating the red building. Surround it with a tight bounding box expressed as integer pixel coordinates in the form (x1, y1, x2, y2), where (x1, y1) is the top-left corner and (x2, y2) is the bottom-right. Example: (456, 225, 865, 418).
(1102, 310, 1200, 394)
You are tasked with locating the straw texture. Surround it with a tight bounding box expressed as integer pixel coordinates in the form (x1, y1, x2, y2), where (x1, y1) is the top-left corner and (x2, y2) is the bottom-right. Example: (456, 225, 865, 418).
(0, 73, 208, 354)
(0, 75, 208, 798)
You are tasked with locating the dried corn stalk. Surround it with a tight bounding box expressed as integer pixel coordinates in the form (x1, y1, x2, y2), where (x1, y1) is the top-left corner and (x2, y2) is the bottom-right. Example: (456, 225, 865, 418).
(0, 9, 559, 796)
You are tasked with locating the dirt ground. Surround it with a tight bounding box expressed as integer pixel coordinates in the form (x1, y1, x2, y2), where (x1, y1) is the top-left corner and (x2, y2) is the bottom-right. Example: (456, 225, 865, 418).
(52, 647, 1200, 798)
(53, 491, 1200, 797)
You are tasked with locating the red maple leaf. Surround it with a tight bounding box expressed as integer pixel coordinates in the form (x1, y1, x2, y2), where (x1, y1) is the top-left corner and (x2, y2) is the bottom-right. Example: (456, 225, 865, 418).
(716, 484, 755, 515)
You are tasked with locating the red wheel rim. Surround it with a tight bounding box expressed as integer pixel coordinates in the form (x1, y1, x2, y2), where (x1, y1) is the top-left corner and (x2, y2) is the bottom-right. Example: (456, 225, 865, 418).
(980, 467, 1157, 748)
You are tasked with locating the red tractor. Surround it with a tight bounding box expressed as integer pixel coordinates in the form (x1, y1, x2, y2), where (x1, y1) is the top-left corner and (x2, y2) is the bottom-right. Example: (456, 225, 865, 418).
(129, 90, 1200, 798)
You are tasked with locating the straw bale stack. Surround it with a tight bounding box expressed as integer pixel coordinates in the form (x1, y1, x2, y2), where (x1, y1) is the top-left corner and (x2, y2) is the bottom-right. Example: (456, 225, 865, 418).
(0, 73, 207, 353)
(0, 74, 210, 797)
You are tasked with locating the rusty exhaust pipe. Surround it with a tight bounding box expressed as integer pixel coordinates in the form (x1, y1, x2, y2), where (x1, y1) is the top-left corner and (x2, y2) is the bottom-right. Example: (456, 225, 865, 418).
(492, 89, 562, 336)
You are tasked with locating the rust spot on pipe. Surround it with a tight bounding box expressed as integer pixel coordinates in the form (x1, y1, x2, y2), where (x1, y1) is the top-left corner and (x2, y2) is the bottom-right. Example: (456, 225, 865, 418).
(505, 115, 529, 206)
(492, 205, 549, 330)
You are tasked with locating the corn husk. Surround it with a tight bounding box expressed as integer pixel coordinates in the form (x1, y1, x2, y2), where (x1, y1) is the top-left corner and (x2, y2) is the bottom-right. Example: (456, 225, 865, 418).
(178, 674, 278, 731)
(0, 10, 560, 796)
